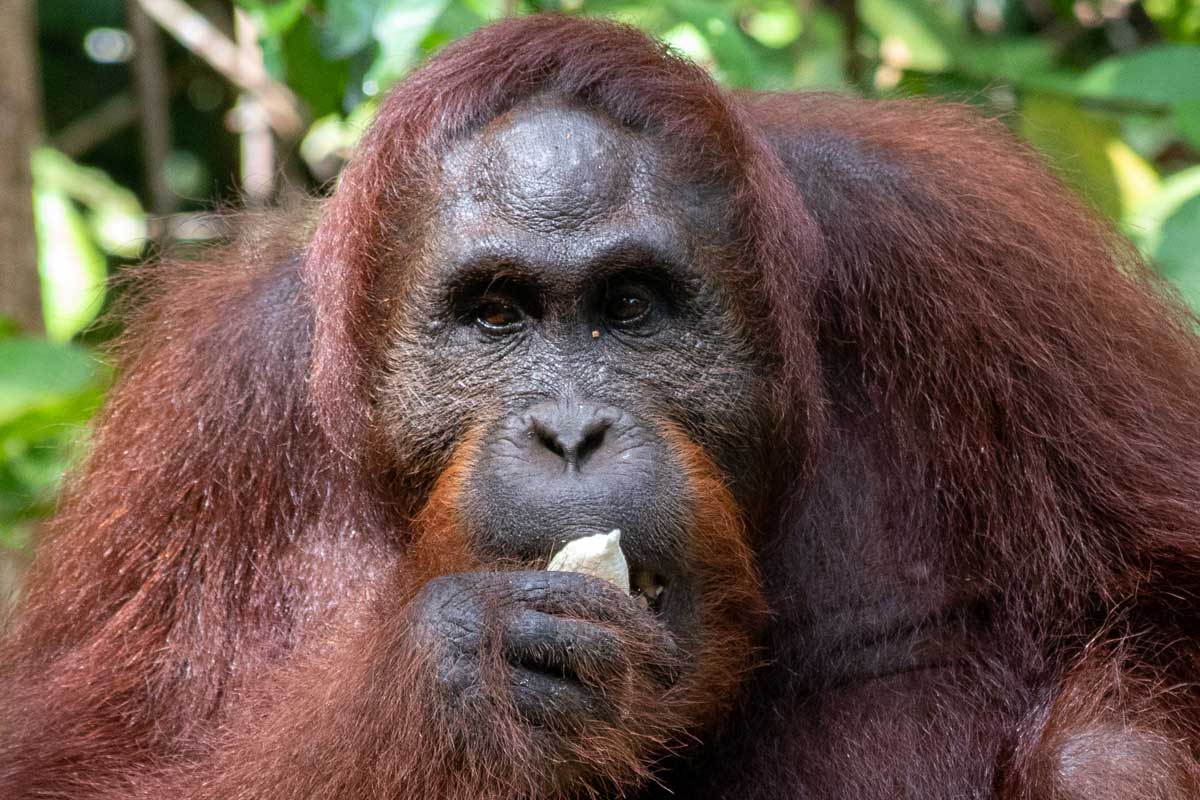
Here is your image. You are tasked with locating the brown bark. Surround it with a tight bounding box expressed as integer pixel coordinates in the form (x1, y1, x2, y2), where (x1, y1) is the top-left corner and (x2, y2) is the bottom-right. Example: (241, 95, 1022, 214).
(127, 0, 175, 218)
(0, 0, 42, 333)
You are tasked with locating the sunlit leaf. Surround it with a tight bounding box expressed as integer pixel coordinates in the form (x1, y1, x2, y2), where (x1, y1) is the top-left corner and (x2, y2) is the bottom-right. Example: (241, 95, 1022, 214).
(661, 22, 714, 68)
(742, 3, 802, 49)
(0, 519, 32, 551)
(32, 189, 107, 342)
(0, 413, 96, 544)
(237, 0, 308, 36)
(1126, 166, 1200, 283)
(0, 338, 106, 537)
(364, 0, 451, 91)
(300, 102, 377, 176)
(860, 0, 956, 73)
(32, 148, 145, 258)
(1143, 0, 1200, 42)
(1106, 139, 1163, 215)
(1020, 93, 1160, 220)
(421, 0, 489, 51)
(586, 1, 666, 28)
(460, 0, 506, 20)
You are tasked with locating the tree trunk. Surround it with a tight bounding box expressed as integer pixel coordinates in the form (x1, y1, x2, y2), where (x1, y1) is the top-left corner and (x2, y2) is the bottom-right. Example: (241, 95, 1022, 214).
(0, 0, 42, 334)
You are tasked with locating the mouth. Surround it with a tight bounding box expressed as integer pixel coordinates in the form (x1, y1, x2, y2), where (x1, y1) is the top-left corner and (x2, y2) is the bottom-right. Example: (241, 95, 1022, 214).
(545, 529, 668, 613)
(631, 568, 667, 612)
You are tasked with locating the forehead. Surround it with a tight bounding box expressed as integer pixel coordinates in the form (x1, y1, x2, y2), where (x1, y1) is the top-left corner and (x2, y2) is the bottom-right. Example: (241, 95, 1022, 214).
(425, 97, 730, 280)
(440, 97, 641, 231)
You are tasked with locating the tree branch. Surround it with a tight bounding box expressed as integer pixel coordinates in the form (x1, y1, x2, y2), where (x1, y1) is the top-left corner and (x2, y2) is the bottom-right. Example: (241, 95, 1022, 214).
(136, 0, 305, 139)
(0, 0, 44, 333)
(127, 0, 175, 217)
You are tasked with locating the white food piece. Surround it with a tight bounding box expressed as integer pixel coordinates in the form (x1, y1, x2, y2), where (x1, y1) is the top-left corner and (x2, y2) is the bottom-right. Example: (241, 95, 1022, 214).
(546, 529, 630, 594)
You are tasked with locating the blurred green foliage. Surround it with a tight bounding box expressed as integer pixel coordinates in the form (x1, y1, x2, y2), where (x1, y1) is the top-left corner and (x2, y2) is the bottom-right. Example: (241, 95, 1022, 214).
(0, 334, 107, 550)
(5, 0, 1200, 549)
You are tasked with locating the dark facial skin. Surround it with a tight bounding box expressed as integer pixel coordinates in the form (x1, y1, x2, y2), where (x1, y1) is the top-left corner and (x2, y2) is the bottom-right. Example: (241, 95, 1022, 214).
(373, 96, 769, 731)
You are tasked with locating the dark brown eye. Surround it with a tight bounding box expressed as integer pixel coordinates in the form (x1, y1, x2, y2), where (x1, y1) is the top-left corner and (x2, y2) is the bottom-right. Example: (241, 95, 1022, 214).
(475, 297, 523, 331)
(605, 289, 653, 325)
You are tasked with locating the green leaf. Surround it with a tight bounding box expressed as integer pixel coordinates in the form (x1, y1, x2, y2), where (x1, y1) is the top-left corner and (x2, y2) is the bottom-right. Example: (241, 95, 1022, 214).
(282, 15, 353, 116)
(460, 0, 506, 17)
(300, 103, 378, 173)
(661, 21, 714, 67)
(2, 412, 93, 487)
(1073, 45, 1200, 107)
(322, 0, 383, 59)
(1126, 165, 1200, 234)
(1142, 0, 1200, 42)
(1020, 92, 1160, 220)
(953, 38, 1056, 84)
(33, 189, 107, 342)
(31, 148, 145, 258)
(742, 2, 802, 50)
(0, 339, 103, 426)
(859, 0, 957, 73)
(663, 1, 771, 88)
(363, 0, 451, 92)
(418, 0, 491, 54)
(238, 0, 308, 36)
(1126, 166, 1200, 300)
(1153, 194, 1200, 305)
(0, 338, 106, 536)
(0, 411, 96, 542)
(0, 519, 33, 551)
(1175, 102, 1200, 150)
(588, 2, 669, 28)
(792, 8, 850, 90)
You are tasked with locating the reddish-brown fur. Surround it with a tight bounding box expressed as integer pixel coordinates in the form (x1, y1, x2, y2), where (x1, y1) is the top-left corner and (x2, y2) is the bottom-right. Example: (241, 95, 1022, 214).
(4, 14, 1200, 799)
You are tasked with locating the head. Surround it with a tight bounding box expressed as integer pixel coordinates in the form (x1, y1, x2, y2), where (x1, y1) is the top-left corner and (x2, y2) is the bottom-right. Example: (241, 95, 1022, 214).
(373, 89, 771, 643)
(303, 14, 824, 750)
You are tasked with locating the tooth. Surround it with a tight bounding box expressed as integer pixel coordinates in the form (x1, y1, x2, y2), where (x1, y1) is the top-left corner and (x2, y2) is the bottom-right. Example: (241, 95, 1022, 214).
(633, 571, 662, 600)
(546, 529, 630, 594)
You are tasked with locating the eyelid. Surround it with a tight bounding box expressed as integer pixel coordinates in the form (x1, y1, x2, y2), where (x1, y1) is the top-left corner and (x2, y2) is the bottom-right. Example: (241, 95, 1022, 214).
(443, 257, 544, 303)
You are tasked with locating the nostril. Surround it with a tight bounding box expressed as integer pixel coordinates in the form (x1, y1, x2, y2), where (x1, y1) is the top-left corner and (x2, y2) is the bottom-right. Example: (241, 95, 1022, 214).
(537, 429, 565, 459)
(576, 423, 607, 464)
(527, 408, 614, 469)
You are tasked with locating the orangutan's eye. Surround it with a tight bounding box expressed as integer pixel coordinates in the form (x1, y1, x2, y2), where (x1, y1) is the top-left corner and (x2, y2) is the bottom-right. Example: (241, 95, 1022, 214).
(604, 286, 654, 326)
(475, 297, 524, 332)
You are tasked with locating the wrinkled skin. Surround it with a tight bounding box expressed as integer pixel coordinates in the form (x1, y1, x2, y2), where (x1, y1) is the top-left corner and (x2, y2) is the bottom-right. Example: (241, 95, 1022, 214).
(412, 571, 678, 727)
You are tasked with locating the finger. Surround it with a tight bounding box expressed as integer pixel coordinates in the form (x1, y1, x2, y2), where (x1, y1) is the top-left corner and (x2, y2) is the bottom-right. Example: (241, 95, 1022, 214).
(502, 607, 627, 682)
(493, 570, 640, 623)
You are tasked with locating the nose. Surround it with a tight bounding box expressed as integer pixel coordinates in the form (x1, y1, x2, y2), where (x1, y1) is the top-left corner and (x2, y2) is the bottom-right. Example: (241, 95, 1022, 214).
(525, 401, 619, 471)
